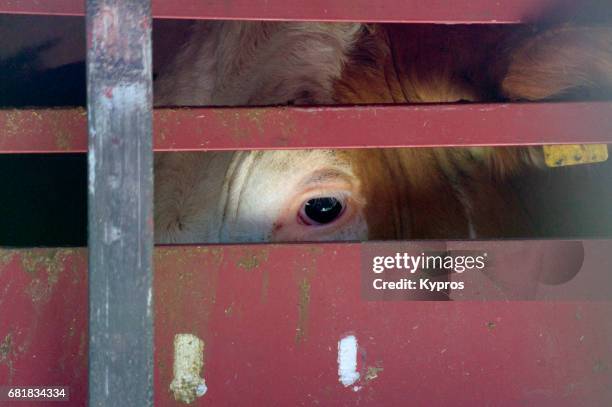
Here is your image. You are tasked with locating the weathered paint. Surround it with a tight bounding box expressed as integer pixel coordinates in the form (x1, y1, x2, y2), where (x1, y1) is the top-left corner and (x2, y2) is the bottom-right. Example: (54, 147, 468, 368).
(0, 249, 88, 403)
(295, 278, 311, 343)
(86, 1, 154, 406)
(0, 108, 87, 153)
(364, 365, 383, 383)
(2, 242, 612, 405)
(151, 241, 612, 405)
(2, 102, 612, 153)
(170, 333, 207, 404)
(235, 248, 269, 270)
(0, 0, 584, 23)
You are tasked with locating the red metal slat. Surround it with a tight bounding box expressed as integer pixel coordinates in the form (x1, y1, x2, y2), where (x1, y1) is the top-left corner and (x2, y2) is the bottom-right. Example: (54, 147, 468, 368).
(1, 241, 612, 405)
(1, 102, 611, 153)
(0, 0, 573, 23)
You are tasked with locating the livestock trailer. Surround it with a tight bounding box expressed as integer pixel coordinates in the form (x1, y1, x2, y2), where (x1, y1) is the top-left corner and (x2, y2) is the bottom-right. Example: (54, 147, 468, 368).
(1, 1, 612, 406)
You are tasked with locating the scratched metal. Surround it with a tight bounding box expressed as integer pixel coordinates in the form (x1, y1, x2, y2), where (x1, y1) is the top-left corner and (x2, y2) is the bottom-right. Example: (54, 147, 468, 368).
(1, 102, 612, 153)
(86, 0, 154, 406)
(0, 0, 588, 23)
(1, 243, 612, 405)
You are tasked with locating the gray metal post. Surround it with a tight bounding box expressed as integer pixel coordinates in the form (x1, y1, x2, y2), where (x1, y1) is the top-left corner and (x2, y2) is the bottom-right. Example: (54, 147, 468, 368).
(86, 0, 153, 405)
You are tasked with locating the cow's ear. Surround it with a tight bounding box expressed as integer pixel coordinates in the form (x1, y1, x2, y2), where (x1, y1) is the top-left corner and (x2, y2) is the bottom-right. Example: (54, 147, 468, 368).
(500, 25, 612, 101)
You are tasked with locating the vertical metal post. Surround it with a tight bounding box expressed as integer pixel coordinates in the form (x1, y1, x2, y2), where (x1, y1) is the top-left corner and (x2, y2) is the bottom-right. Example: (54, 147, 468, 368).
(86, 0, 153, 406)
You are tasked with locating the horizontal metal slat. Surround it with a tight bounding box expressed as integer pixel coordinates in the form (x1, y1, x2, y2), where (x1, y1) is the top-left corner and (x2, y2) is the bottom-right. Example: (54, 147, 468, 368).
(1, 240, 611, 405)
(1, 102, 611, 153)
(0, 0, 573, 23)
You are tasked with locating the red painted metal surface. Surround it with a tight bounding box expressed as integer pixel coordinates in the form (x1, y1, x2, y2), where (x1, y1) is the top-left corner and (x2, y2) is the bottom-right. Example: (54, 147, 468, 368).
(0, 0, 575, 23)
(0, 109, 87, 153)
(0, 249, 88, 406)
(1, 102, 612, 153)
(2, 241, 612, 405)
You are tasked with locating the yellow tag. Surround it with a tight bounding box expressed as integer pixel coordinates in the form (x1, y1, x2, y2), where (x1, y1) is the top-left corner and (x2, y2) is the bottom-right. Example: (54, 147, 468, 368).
(543, 144, 609, 167)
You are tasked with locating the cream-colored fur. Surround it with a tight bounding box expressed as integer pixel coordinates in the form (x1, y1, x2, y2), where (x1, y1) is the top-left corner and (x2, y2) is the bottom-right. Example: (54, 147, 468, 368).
(154, 21, 362, 106)
(154, 21, 366, 243)
(153, 21, 612, 244)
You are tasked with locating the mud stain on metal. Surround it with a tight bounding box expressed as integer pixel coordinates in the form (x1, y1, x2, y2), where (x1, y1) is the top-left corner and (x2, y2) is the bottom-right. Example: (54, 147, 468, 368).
(293, 247, 321, 343)
(0, 109, 86, 150)
(55, 130, 75, 150)
(275, 109, 298, 147)
(155, 246, 223, 398)
(295, 278, 311, 343)
(236, 248, 269, 270)
(213, 110, 248, 142)
(154, 247, 223, 354)
(364, 365, 383, 383)
(212, 108, 299, 146)
(0, 110, 22, 138)
(0, 332, 16, 381)
(170, 333, 207, 404)
(261, 268, 270, 302)
(244, 110, 265, 134)
(20, 249, 74, 304)
(0, 250, 16, 274)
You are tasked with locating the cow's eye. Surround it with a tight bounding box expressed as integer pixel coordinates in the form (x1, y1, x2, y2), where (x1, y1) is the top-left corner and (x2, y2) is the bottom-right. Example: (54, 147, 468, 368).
(299, 197, 345, 225)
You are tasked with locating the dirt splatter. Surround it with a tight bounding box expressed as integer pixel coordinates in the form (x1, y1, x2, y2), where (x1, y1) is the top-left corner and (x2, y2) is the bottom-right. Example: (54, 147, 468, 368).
(236, 249, 269, 270)
(364, 365, 384, 383)
(0, 332, 16, 381)
(0, 251, 15, 276)
(154, 246, 222, 345)
(260, 269, 270, 302)
(295, 278, 311, 344)
(20, 249, 74, 304)
(245, 109, 265, 134)
(55, 130, 75, 150)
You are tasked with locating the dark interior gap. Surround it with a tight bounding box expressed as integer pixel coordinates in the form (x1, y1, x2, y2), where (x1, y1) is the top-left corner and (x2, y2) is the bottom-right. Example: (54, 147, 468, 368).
(1, 152, 612, 247)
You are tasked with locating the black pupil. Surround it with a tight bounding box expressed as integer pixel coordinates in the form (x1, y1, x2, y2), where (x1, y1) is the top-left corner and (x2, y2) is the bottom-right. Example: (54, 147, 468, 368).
(304, 197, 343, 224)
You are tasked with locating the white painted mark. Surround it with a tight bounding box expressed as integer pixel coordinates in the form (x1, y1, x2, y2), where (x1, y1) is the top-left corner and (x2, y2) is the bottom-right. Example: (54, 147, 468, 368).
(104, 225, 122, 244)
(87, 151, 96, 195)
(146, 287, 152, 318)
(337, 335, 360, 387)
(170, 333, 207, 404)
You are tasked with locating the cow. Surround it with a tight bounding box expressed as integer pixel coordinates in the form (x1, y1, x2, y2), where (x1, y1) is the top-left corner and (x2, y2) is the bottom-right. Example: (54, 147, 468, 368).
(153, 21, 612, 244)
(1, 17, 609, 244)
